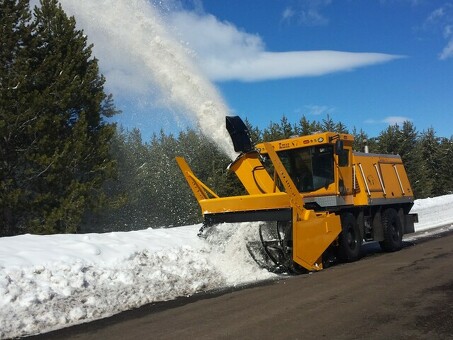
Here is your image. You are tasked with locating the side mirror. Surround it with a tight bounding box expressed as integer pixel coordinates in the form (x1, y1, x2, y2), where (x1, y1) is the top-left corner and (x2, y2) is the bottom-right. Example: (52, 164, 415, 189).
(335, 140, 344, 155)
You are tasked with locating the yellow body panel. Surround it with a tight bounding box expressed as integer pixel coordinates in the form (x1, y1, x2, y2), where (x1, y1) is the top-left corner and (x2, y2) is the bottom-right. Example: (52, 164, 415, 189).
(228, 151, 279, 195)
(293, 210, 342, 270)
(176, 157, 219, 202)
(256, 132, 353, 153)
(352, 152, 413, 206)
(199, 192, 290, 214)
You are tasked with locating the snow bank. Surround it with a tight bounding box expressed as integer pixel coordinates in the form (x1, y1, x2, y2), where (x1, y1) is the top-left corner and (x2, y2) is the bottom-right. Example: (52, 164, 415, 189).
(1, 195, 453, 338)
(0, 223, 273, 338)
(411, 194, 453, 231)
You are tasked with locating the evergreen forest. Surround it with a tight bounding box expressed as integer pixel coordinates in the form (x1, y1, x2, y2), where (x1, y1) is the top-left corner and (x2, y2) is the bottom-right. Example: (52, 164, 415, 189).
(1, 0, 453, 236)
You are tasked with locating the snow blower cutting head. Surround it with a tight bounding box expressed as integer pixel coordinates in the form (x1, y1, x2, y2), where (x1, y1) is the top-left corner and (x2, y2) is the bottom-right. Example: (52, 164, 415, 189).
(176, 115, 417, 274)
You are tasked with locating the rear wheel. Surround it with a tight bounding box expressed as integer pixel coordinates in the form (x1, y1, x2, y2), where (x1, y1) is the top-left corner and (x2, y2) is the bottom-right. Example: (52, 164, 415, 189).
(339, 212, 362, 262)
(379, 208, 403, 252)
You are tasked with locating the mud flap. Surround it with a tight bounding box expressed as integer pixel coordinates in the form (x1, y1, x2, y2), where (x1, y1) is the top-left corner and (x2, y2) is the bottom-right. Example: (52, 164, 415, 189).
(292, 210, 342, 271)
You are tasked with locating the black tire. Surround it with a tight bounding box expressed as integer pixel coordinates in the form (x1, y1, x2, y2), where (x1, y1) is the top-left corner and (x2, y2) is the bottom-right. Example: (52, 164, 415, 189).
(338, 212, 362, 262)
(379, 208, 403, 252)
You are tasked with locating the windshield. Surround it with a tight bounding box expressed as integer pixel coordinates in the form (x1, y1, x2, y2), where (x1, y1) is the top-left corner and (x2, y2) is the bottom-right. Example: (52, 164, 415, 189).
(277, 145, 334, 192)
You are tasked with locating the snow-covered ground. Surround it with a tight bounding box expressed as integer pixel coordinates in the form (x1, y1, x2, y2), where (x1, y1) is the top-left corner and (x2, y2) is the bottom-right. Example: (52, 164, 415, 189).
(1, 195, 453, 338)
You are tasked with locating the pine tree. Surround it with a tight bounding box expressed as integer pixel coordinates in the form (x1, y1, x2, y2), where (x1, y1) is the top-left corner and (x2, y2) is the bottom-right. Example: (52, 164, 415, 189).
(399, 122, 427, 198)
(322, 114, 336, 132)
(243, 118, 261, 145)
(279, 115, 294, 138)
(0, 0, 117, 235)
(440, 137, 453, 194)
(94, 128, 157, 231)
(335, 121, 349, 134)
(296, 115, 322, 135)
(351, 127, 369, 152)
(376, 124, 401, 155)
(420, 128, 440, 196)
(433, 135, 453, 196)
(297, 116, 313, 135)
(0, 0, 34, 235)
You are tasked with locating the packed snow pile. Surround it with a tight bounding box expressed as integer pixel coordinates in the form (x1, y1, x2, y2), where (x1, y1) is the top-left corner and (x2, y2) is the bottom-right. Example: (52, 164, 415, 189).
(0, 223, 273, 338)
(1, 195, 453, 338)
(411, 194, 453, 231)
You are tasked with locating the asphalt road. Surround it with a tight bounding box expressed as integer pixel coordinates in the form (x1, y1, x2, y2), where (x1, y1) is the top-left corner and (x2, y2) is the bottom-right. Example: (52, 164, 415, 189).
(35, 231, 453, 340)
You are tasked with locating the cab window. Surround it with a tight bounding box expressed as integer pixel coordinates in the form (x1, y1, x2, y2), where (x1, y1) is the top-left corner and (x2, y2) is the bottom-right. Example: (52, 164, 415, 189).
(278, 145, 334, 192)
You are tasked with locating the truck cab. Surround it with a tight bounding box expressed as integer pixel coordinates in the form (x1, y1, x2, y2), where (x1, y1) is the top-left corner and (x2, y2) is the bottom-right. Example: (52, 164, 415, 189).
(256, 132, 355, 210)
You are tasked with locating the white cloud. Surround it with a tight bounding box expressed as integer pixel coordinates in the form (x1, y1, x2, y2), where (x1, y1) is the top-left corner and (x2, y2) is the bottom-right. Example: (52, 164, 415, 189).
(281, 0, 331, 26)
(209, 51, 402, 82)
(440, 24, 453, 60)
(169, 10, 403, 82)
(423, 4, 453, 60)
(439, 39, 453, 59)
(48, 0, 403, 91)
(444, 25, 453, 38)
(383, 116, 412, 125)
(380, 0, 426, 7)
(304, 105, 335, 116)
(282, 7, 296, 21)
(169, 11, 264, 67)
(426, 7, 446, 23)
(366, 116, 412, 125)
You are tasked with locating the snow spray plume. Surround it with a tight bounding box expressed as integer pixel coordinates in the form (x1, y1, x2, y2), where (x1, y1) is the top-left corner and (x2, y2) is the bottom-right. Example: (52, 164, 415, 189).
(58, 0, 236, 160)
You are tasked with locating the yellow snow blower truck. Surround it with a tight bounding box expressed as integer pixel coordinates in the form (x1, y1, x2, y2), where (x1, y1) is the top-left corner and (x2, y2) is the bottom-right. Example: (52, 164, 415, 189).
(176, 116, 418, 273)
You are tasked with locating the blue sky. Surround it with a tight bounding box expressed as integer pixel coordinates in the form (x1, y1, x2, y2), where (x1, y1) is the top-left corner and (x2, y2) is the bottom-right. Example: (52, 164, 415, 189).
(57, 0, 453, 140)
(194, 0, 453, 137)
